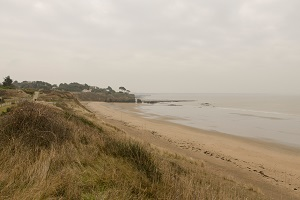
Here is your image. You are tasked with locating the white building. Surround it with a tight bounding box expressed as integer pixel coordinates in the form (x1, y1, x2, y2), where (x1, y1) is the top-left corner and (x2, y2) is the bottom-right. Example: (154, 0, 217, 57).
(82, 89, 92, 92)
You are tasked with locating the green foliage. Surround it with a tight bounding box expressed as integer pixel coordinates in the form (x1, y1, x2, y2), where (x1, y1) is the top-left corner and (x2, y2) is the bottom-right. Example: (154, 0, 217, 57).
(118, 87, 131, 94)
(75, 92, 135, 102)
(14, 81, 54, 90)
(2, 76, 13, 87)
(22, 88, 36, 95)
(105, 86, 115, 93)
(1, 76, 15, 89)
(1, 77, 134, 102)
(91, 86, 107, 93)
(119, 86, 126, 92)
(58, 82, 90, 92)
(0, 106, 11, 116)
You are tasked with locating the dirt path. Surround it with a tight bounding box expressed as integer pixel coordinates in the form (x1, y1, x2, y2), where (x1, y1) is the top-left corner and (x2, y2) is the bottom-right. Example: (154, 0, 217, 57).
(33, 91, 39, 101)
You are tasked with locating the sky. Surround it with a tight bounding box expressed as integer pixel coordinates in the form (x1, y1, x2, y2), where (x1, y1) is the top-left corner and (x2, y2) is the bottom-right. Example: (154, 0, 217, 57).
(0, 0, 299, 94)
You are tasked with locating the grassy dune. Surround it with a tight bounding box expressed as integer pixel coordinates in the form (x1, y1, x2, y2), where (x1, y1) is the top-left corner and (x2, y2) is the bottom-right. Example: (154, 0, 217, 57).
(0, 99, 265, 199)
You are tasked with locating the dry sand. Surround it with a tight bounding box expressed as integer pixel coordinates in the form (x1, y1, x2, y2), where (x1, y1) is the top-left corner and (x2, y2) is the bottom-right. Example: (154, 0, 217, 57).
(83, 102, 300, 199)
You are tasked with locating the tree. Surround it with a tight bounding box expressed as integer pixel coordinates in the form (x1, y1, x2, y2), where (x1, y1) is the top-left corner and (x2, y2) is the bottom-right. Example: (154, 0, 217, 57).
(3, 76, 13, 87)
(107, 86, 115, 92)
(58, 82, 90, 92)
(119, 86, 126, 93)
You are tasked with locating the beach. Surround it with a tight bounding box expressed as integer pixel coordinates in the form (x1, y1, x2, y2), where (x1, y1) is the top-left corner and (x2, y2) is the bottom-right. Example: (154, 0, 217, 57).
(83, 101, 300, 199)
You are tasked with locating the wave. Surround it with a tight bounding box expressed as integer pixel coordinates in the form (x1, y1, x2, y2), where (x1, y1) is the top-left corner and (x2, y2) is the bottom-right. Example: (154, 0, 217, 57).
(216, 107, 298, 117)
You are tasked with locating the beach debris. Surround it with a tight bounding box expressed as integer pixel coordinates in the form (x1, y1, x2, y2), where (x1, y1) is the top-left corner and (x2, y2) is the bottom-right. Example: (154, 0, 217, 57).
(201, 103, 212, 106)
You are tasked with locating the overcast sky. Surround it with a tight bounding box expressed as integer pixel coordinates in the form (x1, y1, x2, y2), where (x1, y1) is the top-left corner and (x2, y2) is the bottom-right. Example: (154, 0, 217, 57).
(0, 0, 299, 94)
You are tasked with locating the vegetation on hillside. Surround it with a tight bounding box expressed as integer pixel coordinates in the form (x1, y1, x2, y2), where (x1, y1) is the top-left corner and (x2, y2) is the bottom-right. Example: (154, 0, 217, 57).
(2, 76, 13, 87)
(0, 95, 265, 199)
(12, 80, 120, 93)
(0, 75, 135, 102)
(13, 80, 55, 90)
(2, 75, 124, 93)
(0, 76, 15, 89)
(58, 82, 90, 92)
(74, 91, 135, 102)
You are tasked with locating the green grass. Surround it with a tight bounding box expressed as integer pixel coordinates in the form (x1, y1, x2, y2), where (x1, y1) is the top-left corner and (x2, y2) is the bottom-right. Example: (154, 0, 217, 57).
(0, 105, 12, 115)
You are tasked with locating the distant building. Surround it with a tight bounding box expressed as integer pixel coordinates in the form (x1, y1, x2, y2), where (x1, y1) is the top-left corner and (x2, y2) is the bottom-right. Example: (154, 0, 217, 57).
(82, 89, 92, 93)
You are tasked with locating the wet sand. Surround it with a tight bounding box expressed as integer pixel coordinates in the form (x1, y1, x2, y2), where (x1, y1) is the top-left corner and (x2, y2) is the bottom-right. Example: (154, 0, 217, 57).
(83, 102, 300, 199)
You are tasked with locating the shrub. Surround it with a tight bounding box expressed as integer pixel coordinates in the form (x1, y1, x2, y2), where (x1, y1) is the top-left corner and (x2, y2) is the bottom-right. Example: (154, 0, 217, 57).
(0, 101, 71, 149)
(22, 88, 35, 95)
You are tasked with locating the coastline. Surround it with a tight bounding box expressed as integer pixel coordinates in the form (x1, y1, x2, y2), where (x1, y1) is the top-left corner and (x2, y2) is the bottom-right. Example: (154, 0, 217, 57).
(83, 101, 300, 199)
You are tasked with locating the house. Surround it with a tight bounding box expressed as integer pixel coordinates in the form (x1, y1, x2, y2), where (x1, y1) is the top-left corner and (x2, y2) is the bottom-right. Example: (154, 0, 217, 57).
(82, 89, 92, 93)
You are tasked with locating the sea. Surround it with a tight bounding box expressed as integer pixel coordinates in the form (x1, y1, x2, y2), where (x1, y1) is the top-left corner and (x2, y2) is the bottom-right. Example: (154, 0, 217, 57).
(135, 93, 300, 148)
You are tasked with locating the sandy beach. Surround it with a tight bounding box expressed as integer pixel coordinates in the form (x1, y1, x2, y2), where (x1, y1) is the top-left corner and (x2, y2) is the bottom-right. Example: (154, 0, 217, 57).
(83, 102, 300, 199)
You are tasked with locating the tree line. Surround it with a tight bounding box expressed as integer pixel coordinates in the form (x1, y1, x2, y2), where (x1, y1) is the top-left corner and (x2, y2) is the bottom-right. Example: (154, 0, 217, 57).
(1, 76, 131, 94)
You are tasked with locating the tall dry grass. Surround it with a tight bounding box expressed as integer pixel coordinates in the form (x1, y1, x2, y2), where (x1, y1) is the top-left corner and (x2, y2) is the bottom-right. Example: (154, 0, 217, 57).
(1, 101, 71, 149)
(0, 101, 265, 199)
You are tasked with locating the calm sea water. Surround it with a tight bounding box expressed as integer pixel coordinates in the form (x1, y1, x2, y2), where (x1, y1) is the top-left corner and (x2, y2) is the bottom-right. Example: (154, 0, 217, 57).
(135, 93, 300, 148)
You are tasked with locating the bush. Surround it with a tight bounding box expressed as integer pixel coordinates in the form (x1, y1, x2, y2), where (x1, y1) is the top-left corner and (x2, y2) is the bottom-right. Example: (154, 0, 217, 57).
(22, 88, 36, 95)
(0, 101, 71, 149)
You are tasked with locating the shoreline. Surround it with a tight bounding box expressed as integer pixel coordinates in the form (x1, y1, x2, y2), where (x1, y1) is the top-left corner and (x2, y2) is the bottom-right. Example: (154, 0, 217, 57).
(106, 102, 300, 152)
(83, 101, 300, 199)
(138, 101, 300, 148)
